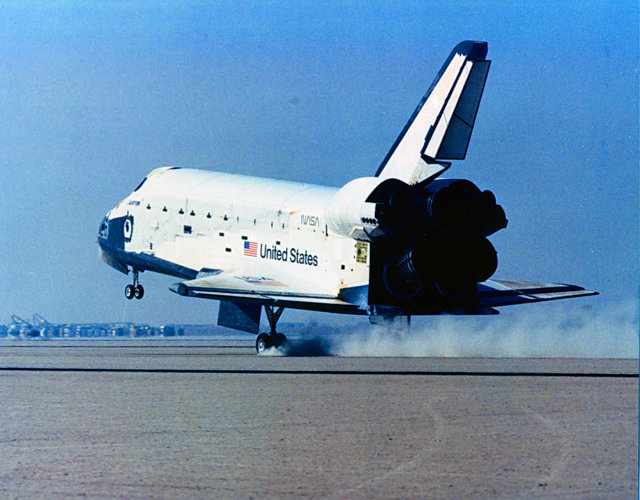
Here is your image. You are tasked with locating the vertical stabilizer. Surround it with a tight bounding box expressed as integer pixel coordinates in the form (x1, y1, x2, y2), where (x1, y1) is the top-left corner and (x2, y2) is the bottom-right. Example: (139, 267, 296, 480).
(376, 41, 491, 185)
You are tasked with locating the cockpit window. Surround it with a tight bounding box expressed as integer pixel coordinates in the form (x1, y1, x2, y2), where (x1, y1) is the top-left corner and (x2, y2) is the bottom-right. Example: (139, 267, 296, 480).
(133, 178, 147, 192)
(98, 216, 109, 238)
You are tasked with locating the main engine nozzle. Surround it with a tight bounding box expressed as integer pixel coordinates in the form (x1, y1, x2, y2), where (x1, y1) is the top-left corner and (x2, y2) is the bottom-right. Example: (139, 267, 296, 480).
(458, 236, 497, 282)
(382, 234, 498, 300)
(405, 179, 480, 237)
(382, 236, 452, 299)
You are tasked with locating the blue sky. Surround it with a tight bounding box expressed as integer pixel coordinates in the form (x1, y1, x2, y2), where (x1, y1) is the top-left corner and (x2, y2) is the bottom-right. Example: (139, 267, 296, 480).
(0, 1, 637, 331)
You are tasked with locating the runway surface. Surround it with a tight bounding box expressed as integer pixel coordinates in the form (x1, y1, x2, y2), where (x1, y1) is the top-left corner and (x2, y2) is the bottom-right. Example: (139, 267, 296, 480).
(0, 339, 637, 499)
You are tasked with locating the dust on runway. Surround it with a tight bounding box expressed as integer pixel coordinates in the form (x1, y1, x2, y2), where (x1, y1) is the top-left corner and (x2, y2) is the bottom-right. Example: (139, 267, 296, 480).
(0, 340, 637, 499)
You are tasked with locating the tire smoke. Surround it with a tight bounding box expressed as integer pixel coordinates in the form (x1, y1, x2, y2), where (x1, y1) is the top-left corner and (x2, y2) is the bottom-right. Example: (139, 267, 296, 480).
(268, 300, 637, 358)
(334, 301, 638, 358)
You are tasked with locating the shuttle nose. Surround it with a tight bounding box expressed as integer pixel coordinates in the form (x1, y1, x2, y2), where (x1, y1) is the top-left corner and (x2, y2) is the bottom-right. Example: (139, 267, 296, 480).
(97, 211, 128, 274)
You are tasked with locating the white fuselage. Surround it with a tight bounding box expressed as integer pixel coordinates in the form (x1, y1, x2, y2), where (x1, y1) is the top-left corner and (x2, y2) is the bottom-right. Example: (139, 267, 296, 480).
(104, 167, 371, 298)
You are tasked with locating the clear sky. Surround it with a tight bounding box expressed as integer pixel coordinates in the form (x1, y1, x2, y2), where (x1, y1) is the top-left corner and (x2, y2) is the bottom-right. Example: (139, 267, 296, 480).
(0, 2, 638, 333)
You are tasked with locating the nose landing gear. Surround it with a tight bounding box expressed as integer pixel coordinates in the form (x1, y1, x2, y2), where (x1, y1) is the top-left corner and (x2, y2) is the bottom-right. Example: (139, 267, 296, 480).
(125, 269, 144, 300)
(255, 305, 287, 353)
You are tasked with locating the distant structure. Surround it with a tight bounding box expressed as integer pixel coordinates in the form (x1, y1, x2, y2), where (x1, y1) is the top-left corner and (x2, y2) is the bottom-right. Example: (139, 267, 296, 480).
(7, 315, 39, 338)
(2, 314, 189, 339)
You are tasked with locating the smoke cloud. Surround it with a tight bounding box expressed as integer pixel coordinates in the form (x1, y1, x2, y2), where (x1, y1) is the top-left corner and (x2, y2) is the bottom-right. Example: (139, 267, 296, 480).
(269, 301, 638, 358)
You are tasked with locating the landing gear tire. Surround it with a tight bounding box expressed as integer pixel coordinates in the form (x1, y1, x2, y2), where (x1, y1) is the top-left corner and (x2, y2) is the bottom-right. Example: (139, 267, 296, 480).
(256, 333, 272, 353)
(256, 305, 287, 355)
(125, 269, 143, 300)
(272, 333, 287, 349)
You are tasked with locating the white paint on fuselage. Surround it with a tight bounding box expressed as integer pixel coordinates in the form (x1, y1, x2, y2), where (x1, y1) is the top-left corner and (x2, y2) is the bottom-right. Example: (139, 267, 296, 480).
(110, 167, 370, 297)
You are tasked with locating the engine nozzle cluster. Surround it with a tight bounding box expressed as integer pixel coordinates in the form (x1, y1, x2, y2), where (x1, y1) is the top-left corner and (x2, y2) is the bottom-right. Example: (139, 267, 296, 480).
(373, 178, 507, 301)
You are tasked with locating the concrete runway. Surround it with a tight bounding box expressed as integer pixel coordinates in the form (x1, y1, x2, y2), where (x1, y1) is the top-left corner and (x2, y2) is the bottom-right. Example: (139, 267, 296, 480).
(0, 339, 637, 499)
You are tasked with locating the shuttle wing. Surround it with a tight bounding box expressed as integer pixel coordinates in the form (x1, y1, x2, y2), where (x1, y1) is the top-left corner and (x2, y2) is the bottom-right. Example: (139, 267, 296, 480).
(477, 279, 598, 307)
(170, 271, 597, 314)
(169, 270, 361, 314)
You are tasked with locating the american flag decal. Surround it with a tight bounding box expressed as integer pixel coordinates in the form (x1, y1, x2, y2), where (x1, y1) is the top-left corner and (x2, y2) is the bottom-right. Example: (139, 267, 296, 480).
(244, 241, 258, 257)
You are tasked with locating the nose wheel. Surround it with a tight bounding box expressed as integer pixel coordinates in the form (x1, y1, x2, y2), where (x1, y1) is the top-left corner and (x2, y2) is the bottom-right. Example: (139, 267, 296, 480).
(125, 270, 144, 300)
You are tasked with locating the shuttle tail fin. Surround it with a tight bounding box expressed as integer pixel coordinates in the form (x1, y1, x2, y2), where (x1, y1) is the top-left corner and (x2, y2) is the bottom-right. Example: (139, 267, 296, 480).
(376, 41, 491, 185)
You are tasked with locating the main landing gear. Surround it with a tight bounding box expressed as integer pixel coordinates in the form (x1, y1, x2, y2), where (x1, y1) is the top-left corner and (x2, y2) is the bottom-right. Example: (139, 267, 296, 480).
(124, 269, 144, 300)
(255, 305, 287, 353)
